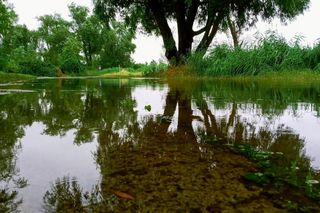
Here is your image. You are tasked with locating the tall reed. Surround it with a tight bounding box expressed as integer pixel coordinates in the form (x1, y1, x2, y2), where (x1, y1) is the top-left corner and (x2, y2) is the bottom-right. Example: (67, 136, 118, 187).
(188, 33, 320, 76)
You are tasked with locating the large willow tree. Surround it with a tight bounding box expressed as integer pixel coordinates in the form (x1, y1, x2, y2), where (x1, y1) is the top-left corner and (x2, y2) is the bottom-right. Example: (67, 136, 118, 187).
(94, 0, 310, 63)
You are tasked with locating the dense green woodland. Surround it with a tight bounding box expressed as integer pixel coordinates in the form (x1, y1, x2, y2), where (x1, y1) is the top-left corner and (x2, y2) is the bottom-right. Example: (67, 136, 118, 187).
(1, 0, 320, 77)
(0, 1, 136, 76)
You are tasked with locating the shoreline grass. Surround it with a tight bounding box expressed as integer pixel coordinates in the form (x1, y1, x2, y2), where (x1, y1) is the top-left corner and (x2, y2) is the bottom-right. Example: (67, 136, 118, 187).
(0, 71, 36, 83)
(188, 34, 320, 77)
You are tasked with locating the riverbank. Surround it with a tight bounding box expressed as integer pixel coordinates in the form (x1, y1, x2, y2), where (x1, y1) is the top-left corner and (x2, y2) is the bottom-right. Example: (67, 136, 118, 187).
(0, 72, 36, 83)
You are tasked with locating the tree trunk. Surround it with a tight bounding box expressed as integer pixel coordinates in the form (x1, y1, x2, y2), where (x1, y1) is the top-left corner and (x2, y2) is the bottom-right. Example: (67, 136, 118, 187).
(148, 0, 224, 63)
(176, 0, 193, 63)
(148, 0, 179, 64)
(177, 91, 196, 141)
(227, 16, 240, 48)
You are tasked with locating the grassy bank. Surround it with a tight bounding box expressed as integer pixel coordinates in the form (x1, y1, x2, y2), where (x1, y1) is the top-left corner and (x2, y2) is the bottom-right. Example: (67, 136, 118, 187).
(0, 71, 36, 83)
(85, 62, 168, 78)
(188, 34, 320, 76)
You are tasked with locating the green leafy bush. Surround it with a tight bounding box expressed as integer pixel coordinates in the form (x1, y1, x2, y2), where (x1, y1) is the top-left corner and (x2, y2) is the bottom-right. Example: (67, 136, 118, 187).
(60, 58, 84, 74)
(138, 61, 168, 76)
(18, 60, 56, 76)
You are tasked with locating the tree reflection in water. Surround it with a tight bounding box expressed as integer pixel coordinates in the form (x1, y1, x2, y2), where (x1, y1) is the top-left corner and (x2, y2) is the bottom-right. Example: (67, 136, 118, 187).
(93, 81, 317, 211)
(1, 78, 320, 211)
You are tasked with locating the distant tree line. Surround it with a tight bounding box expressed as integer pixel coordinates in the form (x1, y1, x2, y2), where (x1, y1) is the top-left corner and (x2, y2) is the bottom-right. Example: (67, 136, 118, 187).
(0, 0, 136, 76)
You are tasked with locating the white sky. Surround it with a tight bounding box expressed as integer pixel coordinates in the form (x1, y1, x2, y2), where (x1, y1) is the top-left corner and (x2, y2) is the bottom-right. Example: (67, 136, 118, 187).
(8, 0, 320, 63)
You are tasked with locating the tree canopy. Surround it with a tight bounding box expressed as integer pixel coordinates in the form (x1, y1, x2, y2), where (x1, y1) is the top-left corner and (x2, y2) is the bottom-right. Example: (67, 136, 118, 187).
(94, 0, 310, 63)
(0, 0, 16, 39)
(0, 2, 136, 76)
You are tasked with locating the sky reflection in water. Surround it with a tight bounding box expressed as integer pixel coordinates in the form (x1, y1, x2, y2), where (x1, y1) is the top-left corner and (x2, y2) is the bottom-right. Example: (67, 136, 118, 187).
(0, 78, 319, 211)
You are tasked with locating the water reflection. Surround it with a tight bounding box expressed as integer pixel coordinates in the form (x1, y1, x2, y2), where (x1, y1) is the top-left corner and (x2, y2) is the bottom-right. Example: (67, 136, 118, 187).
(0, 78, 319, 211)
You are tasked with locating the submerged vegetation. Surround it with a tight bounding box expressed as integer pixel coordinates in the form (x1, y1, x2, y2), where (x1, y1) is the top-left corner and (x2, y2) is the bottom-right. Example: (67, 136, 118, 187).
(233, 144, 320, 200)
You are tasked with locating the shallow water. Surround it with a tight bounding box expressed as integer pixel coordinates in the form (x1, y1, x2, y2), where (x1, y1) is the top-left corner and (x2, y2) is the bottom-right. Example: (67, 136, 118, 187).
(0, 78, 320, 211)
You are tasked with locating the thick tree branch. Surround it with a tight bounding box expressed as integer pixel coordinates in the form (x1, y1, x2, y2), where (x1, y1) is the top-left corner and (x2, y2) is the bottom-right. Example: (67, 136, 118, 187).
(192, 20, 212, 36)
(227, 15, 240, 48)
(195, 11, 224, 54)
(186, 0, 200, 26)
(148, 0, 178, 62)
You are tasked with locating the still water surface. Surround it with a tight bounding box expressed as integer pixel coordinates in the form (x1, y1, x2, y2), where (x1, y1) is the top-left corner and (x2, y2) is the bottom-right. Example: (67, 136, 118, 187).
(0, 78, 320, 211)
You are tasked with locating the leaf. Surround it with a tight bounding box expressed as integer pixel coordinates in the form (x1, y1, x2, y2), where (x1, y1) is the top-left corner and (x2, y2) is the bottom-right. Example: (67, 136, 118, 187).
(113, 191, 135, 200)
(144, 105, 151, 112)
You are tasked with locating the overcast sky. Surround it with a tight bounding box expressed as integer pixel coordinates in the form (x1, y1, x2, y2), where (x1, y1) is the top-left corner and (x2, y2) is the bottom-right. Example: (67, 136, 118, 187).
(8, 0, 320, 63)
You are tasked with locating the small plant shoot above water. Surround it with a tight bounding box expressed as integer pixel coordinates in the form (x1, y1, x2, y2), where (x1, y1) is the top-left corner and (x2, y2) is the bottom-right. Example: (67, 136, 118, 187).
(144, 105, 152, 112)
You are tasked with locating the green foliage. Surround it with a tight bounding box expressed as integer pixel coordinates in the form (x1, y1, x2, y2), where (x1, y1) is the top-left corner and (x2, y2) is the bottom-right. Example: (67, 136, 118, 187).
(144, 105, 151, 112)
(133, 61, 168, 76)
(99, 22, 136, 68)
(243, 172, 269, 184)
(87, 61, 168, 77)
(0, 72, 35, 83)
(59, 37, 84, 74)
(18, 60, 56, 76)
(230, 143, 320, 199)
(0, 0, 17, 38)
(37, 14, 72, 65)
(4, 46, 55, 76)
(0, 189, 21, 213)
(69, 4, 103, 68)
(43, 177, 85, 212)
(188, 33, 320, 76)
(94, 0, 310, 61)
(60, 59, 84, 75)
(68, 4, 136, 69)
(0, 2, 136, 77)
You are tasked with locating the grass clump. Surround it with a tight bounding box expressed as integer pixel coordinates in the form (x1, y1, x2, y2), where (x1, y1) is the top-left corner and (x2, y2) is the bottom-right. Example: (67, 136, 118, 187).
(188, 33, 320, 76)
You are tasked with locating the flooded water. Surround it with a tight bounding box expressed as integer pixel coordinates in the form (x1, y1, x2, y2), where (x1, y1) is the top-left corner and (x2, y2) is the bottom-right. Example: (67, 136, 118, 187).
(0, 78, 320, 212)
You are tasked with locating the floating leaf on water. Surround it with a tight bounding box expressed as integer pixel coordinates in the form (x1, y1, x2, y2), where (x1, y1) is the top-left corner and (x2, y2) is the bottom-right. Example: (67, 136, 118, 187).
(114, 191, 135, 200)
(144, 105, 152, 112)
